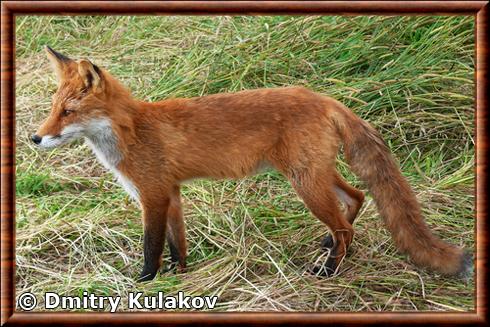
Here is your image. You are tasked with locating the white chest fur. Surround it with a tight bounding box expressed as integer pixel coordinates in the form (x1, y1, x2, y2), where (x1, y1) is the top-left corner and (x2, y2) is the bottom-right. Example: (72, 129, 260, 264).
(84, 118, 140, 204)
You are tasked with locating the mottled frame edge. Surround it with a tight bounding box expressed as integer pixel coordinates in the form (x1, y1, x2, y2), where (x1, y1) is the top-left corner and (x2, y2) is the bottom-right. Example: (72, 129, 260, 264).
(1, 1, 488, 326)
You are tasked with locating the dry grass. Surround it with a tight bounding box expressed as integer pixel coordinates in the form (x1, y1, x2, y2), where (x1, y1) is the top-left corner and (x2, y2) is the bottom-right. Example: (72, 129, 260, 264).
(15, 16, 474, 312)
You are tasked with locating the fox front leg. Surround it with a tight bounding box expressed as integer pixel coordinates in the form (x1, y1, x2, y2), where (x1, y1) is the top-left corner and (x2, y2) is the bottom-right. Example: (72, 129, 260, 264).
(164, 186, 187, 273)
(138, 198, 170, 282)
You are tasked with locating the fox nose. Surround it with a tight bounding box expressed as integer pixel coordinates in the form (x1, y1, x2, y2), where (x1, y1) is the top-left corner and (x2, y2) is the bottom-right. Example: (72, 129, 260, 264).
(31, 134, 42, 145)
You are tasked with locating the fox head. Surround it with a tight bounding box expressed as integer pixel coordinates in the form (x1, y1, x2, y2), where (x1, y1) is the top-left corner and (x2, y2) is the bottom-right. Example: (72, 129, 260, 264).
(32, 46, 126, 148)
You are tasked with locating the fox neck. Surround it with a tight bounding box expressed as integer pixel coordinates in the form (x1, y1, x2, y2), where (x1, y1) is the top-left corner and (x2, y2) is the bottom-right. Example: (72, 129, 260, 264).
(84, 118, 122, 168)
(84, 117, 140, 203)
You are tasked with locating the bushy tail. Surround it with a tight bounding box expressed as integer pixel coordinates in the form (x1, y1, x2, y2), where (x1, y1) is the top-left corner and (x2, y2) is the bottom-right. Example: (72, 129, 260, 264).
(331, 103, 472, 278)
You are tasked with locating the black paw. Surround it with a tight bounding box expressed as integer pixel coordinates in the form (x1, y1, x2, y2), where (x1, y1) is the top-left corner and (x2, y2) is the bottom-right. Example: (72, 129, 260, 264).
(308, 248, 340, 277)
(137, 270, 157, 282)
(321, 234, 334, 250)
(308, 263, 335, 277)
(324, 254, 338, 273)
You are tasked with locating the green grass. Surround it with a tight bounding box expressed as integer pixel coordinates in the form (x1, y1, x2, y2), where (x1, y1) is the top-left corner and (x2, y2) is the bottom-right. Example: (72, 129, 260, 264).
(15, 16, 474, 312)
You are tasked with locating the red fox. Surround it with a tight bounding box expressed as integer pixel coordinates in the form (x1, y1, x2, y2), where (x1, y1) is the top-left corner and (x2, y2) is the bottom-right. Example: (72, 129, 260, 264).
(32, 46, 472, 281)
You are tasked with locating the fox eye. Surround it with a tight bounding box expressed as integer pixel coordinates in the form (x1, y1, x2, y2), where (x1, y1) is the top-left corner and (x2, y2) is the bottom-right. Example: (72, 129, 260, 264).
(62, 109, 74, 117)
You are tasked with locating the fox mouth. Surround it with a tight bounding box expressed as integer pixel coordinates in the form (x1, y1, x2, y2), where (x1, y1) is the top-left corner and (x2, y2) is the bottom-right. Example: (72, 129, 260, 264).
(37, 131, 83, 149)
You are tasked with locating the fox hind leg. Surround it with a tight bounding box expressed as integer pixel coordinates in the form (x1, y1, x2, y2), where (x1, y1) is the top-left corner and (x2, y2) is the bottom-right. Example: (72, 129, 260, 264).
(288, 171, 354, 276)
(322, 173, 364, 250)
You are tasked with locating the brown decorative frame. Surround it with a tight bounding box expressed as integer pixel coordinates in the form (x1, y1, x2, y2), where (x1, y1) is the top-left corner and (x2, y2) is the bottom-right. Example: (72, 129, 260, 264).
(1, 1, 488, 325)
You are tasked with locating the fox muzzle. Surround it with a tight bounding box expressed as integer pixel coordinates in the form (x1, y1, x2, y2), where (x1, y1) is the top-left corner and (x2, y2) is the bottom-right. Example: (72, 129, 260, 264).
(31, 134, 42, 145)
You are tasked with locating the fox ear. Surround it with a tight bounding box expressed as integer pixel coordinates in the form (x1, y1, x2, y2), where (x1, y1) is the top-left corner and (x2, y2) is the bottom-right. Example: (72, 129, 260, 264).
(45, 46, 72, 83)
(77, 59, 103, 92)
